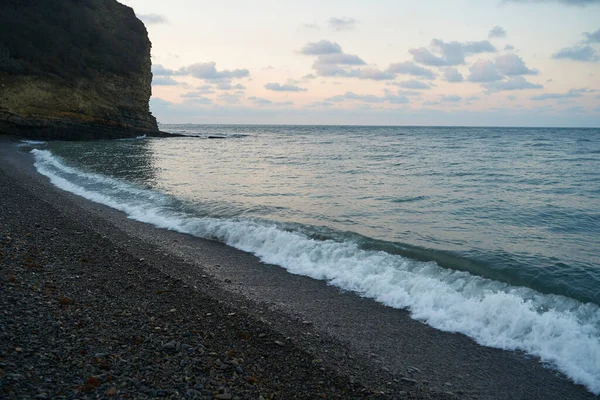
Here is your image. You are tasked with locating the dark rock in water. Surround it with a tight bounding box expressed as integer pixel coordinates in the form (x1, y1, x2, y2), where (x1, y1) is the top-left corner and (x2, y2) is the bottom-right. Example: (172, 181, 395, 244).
(0, 0, 167, 140)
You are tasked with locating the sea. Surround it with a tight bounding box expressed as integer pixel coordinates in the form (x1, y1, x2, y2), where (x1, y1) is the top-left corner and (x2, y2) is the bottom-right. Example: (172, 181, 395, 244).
(21, 125, 600, 394)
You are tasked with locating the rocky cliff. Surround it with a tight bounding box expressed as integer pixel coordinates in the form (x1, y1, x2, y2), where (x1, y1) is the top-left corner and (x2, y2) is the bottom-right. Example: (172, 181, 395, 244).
(0, 0, 162, 140)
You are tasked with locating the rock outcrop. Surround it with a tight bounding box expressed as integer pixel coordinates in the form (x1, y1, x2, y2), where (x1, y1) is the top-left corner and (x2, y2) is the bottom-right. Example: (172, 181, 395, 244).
(0, 0, 163, 140)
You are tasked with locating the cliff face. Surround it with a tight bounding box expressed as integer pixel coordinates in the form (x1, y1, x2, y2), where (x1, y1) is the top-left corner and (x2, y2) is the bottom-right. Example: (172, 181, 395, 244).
(0, 0, 160, 140)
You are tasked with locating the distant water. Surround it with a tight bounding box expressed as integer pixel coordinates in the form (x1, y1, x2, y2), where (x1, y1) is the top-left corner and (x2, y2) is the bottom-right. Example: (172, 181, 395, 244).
(25, 125, 600, 393)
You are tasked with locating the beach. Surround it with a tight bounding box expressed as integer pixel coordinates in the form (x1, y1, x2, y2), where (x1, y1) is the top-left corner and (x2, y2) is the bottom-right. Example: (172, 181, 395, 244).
(0, 137, 595, 400)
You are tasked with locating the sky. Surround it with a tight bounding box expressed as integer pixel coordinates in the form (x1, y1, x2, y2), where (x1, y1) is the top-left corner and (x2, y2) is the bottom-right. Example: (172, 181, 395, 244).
(120, 0, 600, 127)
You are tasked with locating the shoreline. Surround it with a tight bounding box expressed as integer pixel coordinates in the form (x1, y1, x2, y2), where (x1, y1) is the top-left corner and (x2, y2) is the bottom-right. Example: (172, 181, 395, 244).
(0, 129, 184, 141)
(0, 140, 596, 399)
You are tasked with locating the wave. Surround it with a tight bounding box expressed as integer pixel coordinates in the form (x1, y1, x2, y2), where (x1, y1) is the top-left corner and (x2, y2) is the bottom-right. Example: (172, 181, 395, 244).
(391, 195, 428, 203)
(18, 140, 47, 147)
(118, 135, 147, 141)
(31, 148, 600, 394)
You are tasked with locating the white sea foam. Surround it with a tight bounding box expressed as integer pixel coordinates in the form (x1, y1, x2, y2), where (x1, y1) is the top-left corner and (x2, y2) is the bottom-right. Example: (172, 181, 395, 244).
(18, 140, 47, 146)
(31, 149, 600, 394)
(118, 135, 147, 141)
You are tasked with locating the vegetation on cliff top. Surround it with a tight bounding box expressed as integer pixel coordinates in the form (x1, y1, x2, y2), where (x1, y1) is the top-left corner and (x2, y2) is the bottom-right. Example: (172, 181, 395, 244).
(0, 0, 149, 79)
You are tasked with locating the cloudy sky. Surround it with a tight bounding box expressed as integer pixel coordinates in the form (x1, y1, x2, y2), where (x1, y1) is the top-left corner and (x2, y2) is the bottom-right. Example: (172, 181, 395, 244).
(121, 0, 600, 126)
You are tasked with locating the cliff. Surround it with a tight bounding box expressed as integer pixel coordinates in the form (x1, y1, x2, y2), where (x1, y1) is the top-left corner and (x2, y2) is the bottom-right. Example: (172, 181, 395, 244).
(0, 0, 163, 140)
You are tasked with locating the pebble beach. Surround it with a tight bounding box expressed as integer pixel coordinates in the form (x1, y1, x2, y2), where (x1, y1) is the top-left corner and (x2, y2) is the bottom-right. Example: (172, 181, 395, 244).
(0, 137, 595, 399)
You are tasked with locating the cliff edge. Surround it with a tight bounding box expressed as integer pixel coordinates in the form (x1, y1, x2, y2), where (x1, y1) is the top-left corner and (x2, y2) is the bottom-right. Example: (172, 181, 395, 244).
(0, 0, 162, 140)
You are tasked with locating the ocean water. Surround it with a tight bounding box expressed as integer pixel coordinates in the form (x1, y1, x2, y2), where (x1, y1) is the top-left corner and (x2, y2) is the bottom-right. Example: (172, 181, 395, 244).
(23, 125, 600, 393)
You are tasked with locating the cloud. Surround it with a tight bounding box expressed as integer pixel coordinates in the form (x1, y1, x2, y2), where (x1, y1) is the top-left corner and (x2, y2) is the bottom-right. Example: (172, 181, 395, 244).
(152, 62, 250, 84)
(482, 76, 543, 92)
(423, 100, 440, 106)
(552, 29, 600, 62)
(384, 87, 423, 96)
(152, 64, 180, 76)
(248, 97, 268, 105)
(183, 62, 250, 81)
(442, 67, 464, 82)
(312, 55, 365, 75)
(301, 41, 396, 81)
(192, 85, 215, 94)
(563, 106, 586, 113)
(216, 82, 246, 90)
(150, 98, 174, 108)
(326, 91, 410, 104)
(313, 53, 366, 66)
(489, 26, 507, 39)
(152, 76, 179, 86)
(441, 95, 462, 102)
(468, 60, 504, 82)
(181, 90, 212, 98)
(301, 41, 399, 81)
(183, 97, 212, 105)
(312, 64, 353, 77)
(327, 92, 384, 103)
(312, 65, 393, 80)
(137, 14, 168, 24)
(503, 0, 600, 6)
(504, 44, 515, 51)
(495, 54, 539, 75)
(302, 74, 317, 80)
(386, 94, 411, 104)
(248, 96, 293, 106)
(219, 93, 242, 104)
(306, 101, 335, 108)
(396, 90, 423, 97)
(328, 17, 357, 31)
(552, 45, 599, 61)
(264, 82, 307, 92)
(397, 79, 432, 89)
(468, 54, 538, 82)
(357, 69, 396, 80)
(300, 40, 343, 55)
(583, 28, 600, 43)
(386, 61, 436, 79)
(467, 96, 481, 101)
(409, 39, 496, 66)
(531, 88, 596, 100)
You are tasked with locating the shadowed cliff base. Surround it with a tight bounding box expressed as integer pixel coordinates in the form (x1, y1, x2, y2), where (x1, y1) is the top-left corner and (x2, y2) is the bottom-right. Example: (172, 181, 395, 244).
(0, 0, 160, 140)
